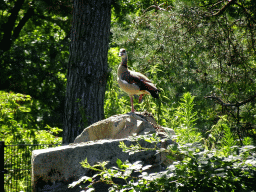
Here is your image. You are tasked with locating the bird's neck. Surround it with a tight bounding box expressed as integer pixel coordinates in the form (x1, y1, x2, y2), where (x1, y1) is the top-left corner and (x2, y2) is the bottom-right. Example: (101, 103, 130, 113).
(118, 56, 128, 77)
(121, 56, 128, 68)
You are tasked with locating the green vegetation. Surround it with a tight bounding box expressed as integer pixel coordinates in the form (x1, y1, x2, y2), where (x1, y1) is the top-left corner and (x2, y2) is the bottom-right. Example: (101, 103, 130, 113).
(0, 91, 62, 144)
(105, 0, 256, 143)
(70, 92, 256, 191)
(172, 92, 202, 144)
(0, 91, 62, 191)
(74, 1, 256, 190)
(1, 0, 256, 191)
(73, 142, 256, 191)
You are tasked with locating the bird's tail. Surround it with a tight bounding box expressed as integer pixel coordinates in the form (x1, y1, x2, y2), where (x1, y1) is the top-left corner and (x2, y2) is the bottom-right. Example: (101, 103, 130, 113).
(143, 82, 161, 99)
(148, 89, 160, 99)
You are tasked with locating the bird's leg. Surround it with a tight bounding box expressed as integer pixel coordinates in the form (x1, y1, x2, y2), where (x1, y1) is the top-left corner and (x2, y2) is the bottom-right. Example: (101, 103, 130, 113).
(130, 96, 135, 113)
(139, 94, 144, 103)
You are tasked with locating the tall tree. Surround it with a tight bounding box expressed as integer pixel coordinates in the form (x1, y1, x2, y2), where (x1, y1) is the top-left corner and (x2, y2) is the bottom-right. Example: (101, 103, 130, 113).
(0, 0, 72, 128)
(63, 0, 112, 144)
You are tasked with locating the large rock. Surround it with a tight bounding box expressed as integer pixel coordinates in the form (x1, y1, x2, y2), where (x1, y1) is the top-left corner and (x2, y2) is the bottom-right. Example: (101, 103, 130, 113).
(32, 112, 175, 191)
(74, 112, 159, 143)
(32, 137, 165, 192)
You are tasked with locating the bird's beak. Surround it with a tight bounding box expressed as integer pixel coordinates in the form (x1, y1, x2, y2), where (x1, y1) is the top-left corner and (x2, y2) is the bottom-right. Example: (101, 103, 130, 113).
(119, 52, 122, 57)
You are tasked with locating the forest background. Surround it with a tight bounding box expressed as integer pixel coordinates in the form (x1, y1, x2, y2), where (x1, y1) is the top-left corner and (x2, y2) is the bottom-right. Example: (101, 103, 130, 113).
(0, 0, 256, 191)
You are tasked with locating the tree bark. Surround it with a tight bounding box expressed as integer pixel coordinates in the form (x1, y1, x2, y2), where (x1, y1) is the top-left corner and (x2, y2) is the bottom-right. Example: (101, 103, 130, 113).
(63, 0, 111, 144)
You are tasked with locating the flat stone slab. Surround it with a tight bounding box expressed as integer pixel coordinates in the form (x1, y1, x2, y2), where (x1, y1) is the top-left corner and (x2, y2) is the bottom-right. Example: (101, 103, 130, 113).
(32, 137, 158, 192)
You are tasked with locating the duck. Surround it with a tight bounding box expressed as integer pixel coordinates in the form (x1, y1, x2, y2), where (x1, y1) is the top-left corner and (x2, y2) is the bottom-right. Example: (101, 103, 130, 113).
(117, 48, 160, 112)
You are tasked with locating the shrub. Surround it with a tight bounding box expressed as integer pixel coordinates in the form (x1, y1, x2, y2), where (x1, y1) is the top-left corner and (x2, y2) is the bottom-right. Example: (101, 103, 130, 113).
(69, 135, 256, 191)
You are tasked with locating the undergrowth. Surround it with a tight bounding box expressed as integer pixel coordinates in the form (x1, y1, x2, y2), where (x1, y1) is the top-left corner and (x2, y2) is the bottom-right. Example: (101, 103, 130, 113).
(69, 134, 256, 191)
(70, 92, 256, 191)
(0, 91, 62, 191)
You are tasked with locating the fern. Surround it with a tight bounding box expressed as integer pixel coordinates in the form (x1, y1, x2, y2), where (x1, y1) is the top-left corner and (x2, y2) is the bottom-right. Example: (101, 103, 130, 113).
(173, 92, 201, 144)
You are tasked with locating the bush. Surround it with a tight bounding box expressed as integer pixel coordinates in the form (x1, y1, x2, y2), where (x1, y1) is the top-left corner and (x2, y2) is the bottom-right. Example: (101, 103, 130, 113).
(0, 91, 62, 144)
(69, 134, 256, 191)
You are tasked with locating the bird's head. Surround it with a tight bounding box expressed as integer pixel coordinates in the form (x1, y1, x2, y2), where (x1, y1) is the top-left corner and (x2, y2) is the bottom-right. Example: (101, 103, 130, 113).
(119, 48, 127, 58)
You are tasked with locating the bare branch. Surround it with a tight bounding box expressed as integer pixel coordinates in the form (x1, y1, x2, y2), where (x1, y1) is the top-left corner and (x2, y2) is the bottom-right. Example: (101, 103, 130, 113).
(204, 0, 236, 17)
(207, 0, 225, 9)
(205, 94, 256, 107)
(205, 95, 235, 106)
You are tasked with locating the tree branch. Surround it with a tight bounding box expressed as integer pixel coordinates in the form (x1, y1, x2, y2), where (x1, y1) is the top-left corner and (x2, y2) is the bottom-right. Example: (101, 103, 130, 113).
(13, 7, 35, 39)
(205, 0, 236, 17)
(205, 93, 256, 107)
(207, 0, 225, 9)
(205, 95, 235, 106)
(0, 0, 25, 52)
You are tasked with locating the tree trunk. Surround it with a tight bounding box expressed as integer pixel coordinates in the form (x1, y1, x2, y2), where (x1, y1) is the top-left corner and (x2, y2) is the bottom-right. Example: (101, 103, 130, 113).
(63, 0, 111, 144)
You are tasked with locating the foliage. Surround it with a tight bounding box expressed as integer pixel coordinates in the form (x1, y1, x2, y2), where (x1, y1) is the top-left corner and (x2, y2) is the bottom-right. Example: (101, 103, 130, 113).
(0, 0, 71, 129)
(1, 0, 255, 141)
(1, 0, 256, 190)
(172, 92, 202, 144)
(107, 0, 256, 140)
(69, 134, 256, 191)
(74, 83, 256, 192)
(205, 116, 235, 148)
(0, 91, 62, 144)
(1, 91, 62, 191)
(175, 92, 197, 128)
(0, 2, 68, 187)
(204, 115, 254, 157)
(111, 0, 174, 22)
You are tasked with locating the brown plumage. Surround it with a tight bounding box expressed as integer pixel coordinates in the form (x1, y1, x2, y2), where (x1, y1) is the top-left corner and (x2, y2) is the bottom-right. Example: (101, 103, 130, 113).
(117, 48, 160, 112)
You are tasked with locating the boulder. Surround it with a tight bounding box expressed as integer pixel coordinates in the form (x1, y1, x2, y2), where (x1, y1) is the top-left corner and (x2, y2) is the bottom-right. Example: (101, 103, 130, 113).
(74, 112, 159, 143)
(32, 112, 175, 192)
(32, 137, 164, 191)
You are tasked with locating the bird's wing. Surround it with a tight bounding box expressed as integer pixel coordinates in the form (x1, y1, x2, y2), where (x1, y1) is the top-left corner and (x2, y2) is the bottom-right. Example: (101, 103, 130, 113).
(120, 71, 141, 85)
(129, 70, 151, 83)
(121, 71, 159, 92)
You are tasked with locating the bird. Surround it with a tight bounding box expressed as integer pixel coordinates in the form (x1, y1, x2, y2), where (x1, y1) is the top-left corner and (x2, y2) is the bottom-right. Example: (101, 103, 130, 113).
(117, 48, 160, 113)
